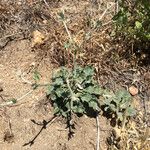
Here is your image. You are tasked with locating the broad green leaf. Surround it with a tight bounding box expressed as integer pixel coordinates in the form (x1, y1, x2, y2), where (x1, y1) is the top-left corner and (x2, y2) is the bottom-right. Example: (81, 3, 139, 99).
(55, 88, 62, 97)
(55, 87, 67, 97)
(116, 90, 131, 103)
(89, 101, 99, 111)
(83, 66, 94, 77)
(145, 34, 150, 40)
(135, 21, 142, 29)
(73, 105, 84, 114)
(61, 67, 69, 78)
(50, 93, 57, 101)
(85, 86, 95, 94)
(53, 106, 60, 115)
(49, 65, 104, 118)
(71, 95, 79, 101)
(85, 85, 101, 95)
(113, 97, 120, 104)
(80, 94, 92, 102)
(76, 107, 84, 113)
(73, 66, 83, 76)
(126, 107, 136, 116)
(93, 86, 102, 95)
(54, 78, 64, 85)
(104, 97, 112, 105)
(47, 85, 54, 95)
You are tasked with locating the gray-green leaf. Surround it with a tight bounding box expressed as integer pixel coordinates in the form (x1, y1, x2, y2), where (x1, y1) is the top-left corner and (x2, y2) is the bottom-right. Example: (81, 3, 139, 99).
(126, 107, 136, 116)
(89, 101, 99, 111)
(80, 94, 92, 102)
(83, 66, 94, 77)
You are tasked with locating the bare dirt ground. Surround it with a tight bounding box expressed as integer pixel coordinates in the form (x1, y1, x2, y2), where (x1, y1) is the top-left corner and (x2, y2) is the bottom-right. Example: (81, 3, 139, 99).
(0, 39, 110, 150)
(0, 0, 149, 150)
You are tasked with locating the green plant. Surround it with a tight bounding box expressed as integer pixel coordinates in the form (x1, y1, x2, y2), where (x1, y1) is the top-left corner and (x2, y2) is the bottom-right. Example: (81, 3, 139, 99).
(112, 0, 150, 52)
(47, 66, 101, 136)
(49, 12, 101, 117)
(101, 89, 136, 128)
(47, 66, 101, 116)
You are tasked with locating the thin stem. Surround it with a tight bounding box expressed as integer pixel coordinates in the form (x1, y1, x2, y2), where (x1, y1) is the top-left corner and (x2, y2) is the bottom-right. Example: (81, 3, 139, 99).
(0, 89, 34, 107)
(96, 115, 100, 150)
(0, 82, 49, 107)
(66, 78, 74, 96)
(63, 20, 73, 43)
(62, 15, 77, 70)
(121, 108, 127, 131)
(99, 3, 115, 20)
(17, 89, 34, 101)
(66, 78, 75, 110)
(43, 0, 50, 10)
(66, 77, 75, 139)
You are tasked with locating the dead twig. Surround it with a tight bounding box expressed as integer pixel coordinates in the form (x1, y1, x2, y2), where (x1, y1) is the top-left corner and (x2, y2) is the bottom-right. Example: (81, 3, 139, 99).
(43, 0, 50, 9)
(23, 116, 57, 146)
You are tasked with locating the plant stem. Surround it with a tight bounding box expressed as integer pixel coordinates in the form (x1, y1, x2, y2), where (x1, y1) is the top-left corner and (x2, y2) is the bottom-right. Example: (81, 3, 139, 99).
(0, 83, 48, 107)
(66, 78, 74, 96)
(96, 115, 100, 150)
(66, 78, 74, 109)
(121, 108, 127, 131)
(63, 20, 73, 43)
(17, 89, 34, 101)
(0, 89, 34, 107)
(62, 15, 77, 70)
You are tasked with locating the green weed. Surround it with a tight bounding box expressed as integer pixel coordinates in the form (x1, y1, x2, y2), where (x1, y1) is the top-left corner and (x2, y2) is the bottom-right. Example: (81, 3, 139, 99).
(101, 89, 136, 128)
(47, 66, 101, 117)
(113, 0, 150, 53)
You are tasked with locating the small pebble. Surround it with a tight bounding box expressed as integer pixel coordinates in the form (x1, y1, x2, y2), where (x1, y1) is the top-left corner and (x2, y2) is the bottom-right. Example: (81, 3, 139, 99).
(129, 86, 138, 96)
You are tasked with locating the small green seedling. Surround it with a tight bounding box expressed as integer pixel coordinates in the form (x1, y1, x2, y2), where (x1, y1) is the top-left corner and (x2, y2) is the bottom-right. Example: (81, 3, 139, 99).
(33, 70, 41, 82)
(47, 66, 101, 137)
(31, 70, 41, 90)
(101, 89, 136, 127)
(10, 98, 17, 104)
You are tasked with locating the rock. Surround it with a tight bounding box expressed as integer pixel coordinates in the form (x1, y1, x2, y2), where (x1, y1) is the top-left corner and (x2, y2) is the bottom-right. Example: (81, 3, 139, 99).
(129, 86, 138, 96)
(31, 30, 46, 47)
